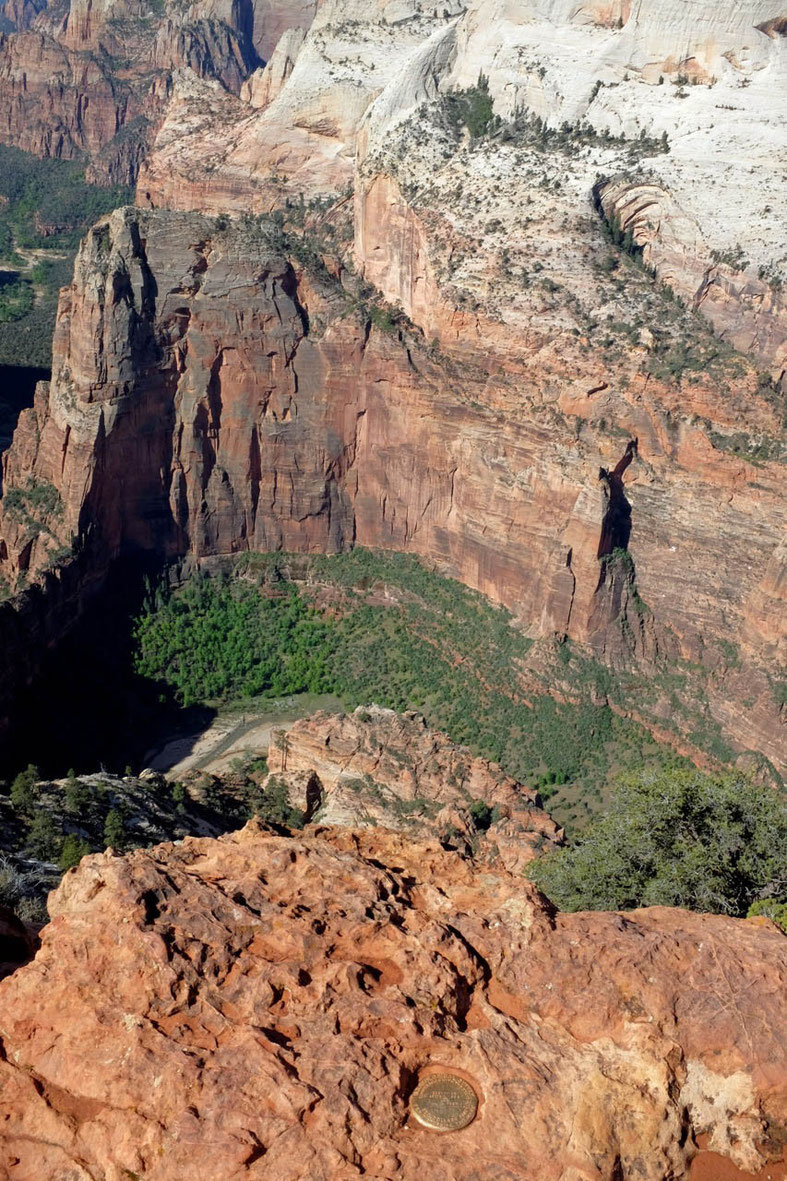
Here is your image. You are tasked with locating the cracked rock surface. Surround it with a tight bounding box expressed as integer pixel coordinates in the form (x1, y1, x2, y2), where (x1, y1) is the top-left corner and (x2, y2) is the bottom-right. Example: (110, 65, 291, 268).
(0, 820, 784, 1179)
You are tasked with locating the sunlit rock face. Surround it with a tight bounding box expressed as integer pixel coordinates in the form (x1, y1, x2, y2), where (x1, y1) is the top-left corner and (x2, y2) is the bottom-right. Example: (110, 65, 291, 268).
(355, 0, 787, 367)
(262, 705, 564, 869)
(0, 1, 785, 778)
(0, 819, 785, 1178)
(0, 206, 784, 775)
(0, 0, 264, 183)
(137, 0, 786, 365)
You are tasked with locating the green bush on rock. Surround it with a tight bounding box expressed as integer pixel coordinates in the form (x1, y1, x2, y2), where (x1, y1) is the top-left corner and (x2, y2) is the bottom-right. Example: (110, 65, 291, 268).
(747, 898, 787, 932)
(529, 767, 787, 918)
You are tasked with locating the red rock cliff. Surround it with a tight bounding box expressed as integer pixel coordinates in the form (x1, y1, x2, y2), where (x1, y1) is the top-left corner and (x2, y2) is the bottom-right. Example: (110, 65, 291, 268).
(0, 0, 263, 183)
(0, 206, 784, 773)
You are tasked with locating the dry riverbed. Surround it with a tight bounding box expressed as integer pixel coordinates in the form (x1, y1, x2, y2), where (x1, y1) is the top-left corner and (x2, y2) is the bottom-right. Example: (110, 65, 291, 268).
(143, 693, 345, 778)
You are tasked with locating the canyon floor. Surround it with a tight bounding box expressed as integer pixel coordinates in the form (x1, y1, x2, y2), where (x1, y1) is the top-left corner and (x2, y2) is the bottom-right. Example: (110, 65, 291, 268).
(145, 692, 345, 776)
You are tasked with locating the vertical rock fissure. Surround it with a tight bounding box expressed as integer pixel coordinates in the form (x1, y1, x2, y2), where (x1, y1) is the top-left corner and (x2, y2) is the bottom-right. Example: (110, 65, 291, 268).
(597, 438, 637, 563)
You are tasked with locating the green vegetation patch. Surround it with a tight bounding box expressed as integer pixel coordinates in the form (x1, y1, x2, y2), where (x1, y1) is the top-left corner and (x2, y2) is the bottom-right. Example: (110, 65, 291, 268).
(3, 475, 62, 521)
(442, 75, 495, 140)
(0, 269, 33, 322)
(529, 766, 787, 919)
(133, 549, 677, 824)
(1, 475, 63, 545)
(134, 579, 336, 704)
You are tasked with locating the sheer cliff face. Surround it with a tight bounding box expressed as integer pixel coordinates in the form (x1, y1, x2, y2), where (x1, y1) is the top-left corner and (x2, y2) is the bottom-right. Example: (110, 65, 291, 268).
(0, 206, 784, 774)
(2, 0, 784, 358)
(0, 820, 785, 1178)
(0, 208, 359, 567)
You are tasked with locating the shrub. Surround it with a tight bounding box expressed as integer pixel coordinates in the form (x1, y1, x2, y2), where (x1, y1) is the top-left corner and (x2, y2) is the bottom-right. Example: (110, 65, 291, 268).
(0, 852, 26, 909)
(59, 834, 91, 871)
(442, 75, 494, 140)
(3, 477, 62, 527)
(368, 303, 397, 334)
(253, 777, 304, 828)
(529, 768, 787, 917)
(469, 800, 502, 831)
(16, 895, 48, 924)
(103, 808, 127, 850)
(747, 899, 787, 932)
(26, 811, 62, 861)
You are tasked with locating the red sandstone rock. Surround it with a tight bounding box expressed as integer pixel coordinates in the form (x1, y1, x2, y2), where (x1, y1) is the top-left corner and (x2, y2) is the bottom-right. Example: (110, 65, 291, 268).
(264, 706, 563, 866)
(0, 0, 261, 183)
(0, 821, 784, 1178)
(0, 206, 783, 775)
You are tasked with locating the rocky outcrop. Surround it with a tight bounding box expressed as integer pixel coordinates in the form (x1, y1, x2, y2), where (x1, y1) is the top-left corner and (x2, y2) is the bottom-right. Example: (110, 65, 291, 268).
(594, 178, 787, 371)
(240, 25, 305, 110)
(264, 706, 563, 868)
(137, 0, 465, 210)
(0, 820, 785, 1177)
(250, 0, 315, 61)
(0, 205, 784, 774)
(744, 535, 787, 668)
(0, 0, 46, 32)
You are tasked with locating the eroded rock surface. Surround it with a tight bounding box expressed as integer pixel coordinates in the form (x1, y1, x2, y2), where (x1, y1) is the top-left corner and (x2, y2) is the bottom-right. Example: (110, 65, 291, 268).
(264, 706, 563, 868)
(0, 821, 785, 1178)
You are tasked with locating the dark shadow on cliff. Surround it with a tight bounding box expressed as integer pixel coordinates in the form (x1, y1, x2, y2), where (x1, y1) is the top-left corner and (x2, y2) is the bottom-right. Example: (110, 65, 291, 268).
(589, 439, 660, 664)
(1, 557, 216, 780)
(0, 364, 49, 470)
(597, 438, 637, 563)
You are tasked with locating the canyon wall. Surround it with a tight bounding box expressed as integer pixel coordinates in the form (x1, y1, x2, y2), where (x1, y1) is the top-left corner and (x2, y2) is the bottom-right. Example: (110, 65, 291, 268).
(0, 0, 264, 183)
(135, 0, 787, 370)
(0, 0, 783, 367)
(0, 28, 148, 171)
(0, 206, 783, 774)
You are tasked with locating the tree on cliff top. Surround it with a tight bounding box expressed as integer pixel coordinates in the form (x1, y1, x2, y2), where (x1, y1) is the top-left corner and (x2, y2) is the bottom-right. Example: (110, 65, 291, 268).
(529, 768, 787, 920)
(10, 764, 40, 815)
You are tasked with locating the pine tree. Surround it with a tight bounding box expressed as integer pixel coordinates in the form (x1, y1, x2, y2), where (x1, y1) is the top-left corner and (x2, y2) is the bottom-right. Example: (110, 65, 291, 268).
(103, 808, 126, 851)
(10, 764, 40, 815)
(59, 834, 91, 871)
